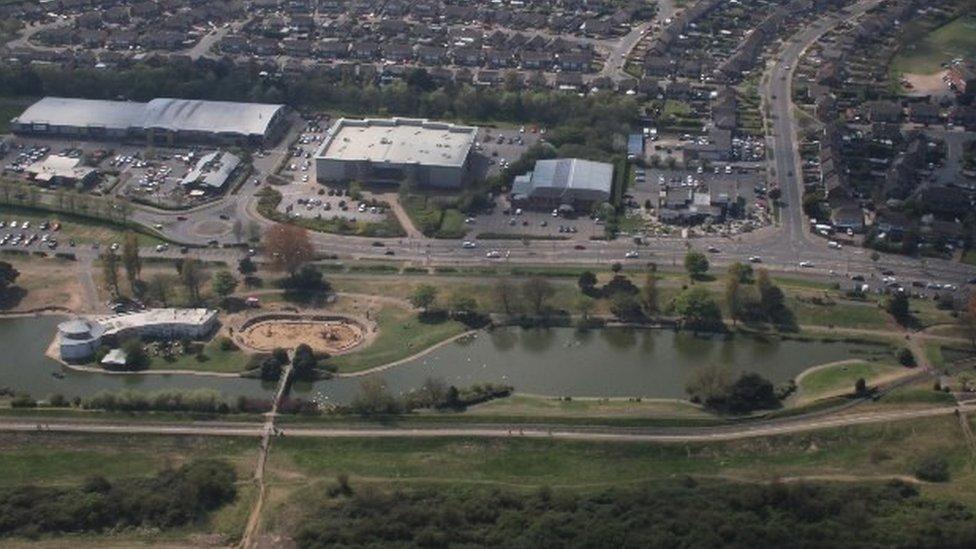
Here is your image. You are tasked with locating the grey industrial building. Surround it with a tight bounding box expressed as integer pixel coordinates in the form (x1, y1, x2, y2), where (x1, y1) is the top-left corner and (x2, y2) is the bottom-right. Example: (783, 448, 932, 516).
(314, 118, 477, 189)
(11, 97, 288, 146)
(511, 158, 614, 211)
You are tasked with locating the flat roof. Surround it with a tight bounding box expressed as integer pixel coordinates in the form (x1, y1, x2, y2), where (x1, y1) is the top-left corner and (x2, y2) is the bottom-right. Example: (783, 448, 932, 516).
(95, 308, 217, 335)
(180, 151, 241, 188)
(315, 118, 477, 168)
(14, 97, 285, 137)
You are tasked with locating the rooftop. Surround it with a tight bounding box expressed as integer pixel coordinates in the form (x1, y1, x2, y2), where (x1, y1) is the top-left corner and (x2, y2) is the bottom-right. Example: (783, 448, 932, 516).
(180, 151, 241, 189)
(511, 158, 614, 203)
(94, 308, 217, 335)
(315, 118, 477, 168)
(14, 97, 285, 137)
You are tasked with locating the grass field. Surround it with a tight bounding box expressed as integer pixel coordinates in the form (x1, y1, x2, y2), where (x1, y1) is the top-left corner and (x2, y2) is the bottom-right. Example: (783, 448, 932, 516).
(794, 360, 906, 404)
(890, 14, 976, 75)
(146, 337, 250, 373)
(328, 305, 467, 373)
(0, 432, 256, 487)
(267, 415, 975, 497)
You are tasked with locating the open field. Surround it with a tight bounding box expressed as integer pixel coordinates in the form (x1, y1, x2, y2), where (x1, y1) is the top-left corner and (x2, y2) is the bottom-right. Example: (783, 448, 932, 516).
(890, 14, 976, 76)
(0, 255, 84, 311)
(146, 337, 250, 373)
(266, 414, 976, 500)
(793, 360, 907, 405)
(327, 305, 467, 373)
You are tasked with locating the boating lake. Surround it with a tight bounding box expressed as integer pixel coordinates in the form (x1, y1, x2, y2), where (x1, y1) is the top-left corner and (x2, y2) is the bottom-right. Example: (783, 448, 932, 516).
(0, 316, 890, 404)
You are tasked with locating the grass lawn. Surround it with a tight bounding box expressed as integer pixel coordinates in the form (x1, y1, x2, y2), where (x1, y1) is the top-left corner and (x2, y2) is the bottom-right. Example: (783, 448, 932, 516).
(400, 194, 468, 238)
(328, 305, 467, 373)
(267, 415, 975, 494)
(794, 360, 906, 405)
(146, 337, 251, 373)
(0, 432, 256, 487)
(462, 394, 712, 420)
(787, 297, 889, 329)
(0, 205, 163, 247)
(877, 379, 957, 405)
(890, 14, 976, 75)
(962, 249, 976, 266)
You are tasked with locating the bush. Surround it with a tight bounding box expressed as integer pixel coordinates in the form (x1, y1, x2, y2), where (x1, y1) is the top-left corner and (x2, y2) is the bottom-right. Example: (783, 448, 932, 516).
(218, 336, 238, 351)
(914, 454, 950, 482)
(897, 347, 917, 367)
(10, 393, 36, 408)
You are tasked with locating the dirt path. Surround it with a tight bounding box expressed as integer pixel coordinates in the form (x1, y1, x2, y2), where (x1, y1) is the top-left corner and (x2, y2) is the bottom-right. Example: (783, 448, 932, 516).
(382, 193, 424, 240)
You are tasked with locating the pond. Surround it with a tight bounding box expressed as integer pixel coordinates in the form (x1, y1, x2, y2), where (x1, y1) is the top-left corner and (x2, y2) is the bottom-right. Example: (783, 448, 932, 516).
(1, 317, 889, 404)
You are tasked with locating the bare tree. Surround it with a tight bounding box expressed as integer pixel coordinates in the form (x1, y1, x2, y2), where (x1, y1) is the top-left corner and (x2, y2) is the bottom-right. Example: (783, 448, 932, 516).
(102, 250, 120, 297)
(493, 276, 518, 315)
(121, 232, 141, 293)
(263, 223, 314, 275)
(521, 277, 555, 317)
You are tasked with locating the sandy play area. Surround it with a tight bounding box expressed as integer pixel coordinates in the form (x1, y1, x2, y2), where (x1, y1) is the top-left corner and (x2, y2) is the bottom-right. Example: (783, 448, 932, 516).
(239, 317, 367, 355)
(899, 72, 949, 97)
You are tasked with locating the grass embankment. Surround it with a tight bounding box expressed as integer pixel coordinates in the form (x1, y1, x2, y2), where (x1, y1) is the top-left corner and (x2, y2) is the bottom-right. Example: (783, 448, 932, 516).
(793, 360, 907, 405)
(328, 306, 468, 373)
(461, 395, 712, 421)
(267, 414, 975, 498)
(889, 13, 976, 75)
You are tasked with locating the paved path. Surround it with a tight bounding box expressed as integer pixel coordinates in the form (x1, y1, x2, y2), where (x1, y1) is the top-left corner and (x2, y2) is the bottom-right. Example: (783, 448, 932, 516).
(5, 403, 972, 443)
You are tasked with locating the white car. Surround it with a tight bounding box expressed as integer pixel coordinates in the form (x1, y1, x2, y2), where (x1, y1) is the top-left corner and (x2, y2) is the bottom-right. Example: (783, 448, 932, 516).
(155, 244, 169, 252)
(748, 256, 762, 263)
(625, 250, 639, 259)
(799, 261, 813, 268)
(462, 241, 477, 249)
(485, 250, 501, 259)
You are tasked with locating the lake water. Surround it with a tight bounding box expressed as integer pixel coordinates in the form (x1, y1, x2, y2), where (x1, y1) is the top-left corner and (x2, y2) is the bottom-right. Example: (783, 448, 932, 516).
(0, 317, 888, 404)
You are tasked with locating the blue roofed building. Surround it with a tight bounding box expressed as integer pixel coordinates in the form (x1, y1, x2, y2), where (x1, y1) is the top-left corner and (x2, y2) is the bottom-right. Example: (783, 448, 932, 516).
(627, 133, 644, 159)
(511, 158, 614, 211)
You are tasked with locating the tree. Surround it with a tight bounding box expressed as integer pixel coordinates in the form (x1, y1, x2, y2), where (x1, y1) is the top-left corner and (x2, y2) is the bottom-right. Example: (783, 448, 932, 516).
(728, 262, 753, 283)
(350, 378, 402, 416)
(685, 364, 734, 405)
(211, 271, 238, 300)
(179, 257, 205, 304)
(610, 292, 643, 321)
(756, 268, 785, 319)
(640, 274, 658, 316)
(145, 274, 174, 306)
(966, 294, 976, 350)
(725, 274, 742, 327)
(522, 277, 555, 316)
(120, 337, 148, 370)
(578, 270, 598, 295)
(575, 295, 594, 321)
(854, 377, 868, 397)
(121, 232, 141, 292)
(0, 261, 20, 302)
(102, 250, 121, 297)
(410, 284, 438, 313)
(263, 223, 314, 275)
(684, 251, 709, 280)
(493, 276, 518, 315)
(673, 286, 722, 330)
(292, 343, 318, 381)
(897, 347, 917, 367)
(448, 293, 477, 317)
(725, 373, 779, 414)
(238, 256, 257, 277)
(885, 292, 910, 324)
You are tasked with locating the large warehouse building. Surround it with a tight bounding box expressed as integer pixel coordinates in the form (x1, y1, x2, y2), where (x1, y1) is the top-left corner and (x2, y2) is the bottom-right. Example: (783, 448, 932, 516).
(11, 97, 288, 146)
(511, 158, 614, 211)
(314, 118, 477, 189)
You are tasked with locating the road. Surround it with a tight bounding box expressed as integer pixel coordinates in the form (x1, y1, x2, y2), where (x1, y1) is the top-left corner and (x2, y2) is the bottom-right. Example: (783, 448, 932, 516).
(601, 0, 677, 81)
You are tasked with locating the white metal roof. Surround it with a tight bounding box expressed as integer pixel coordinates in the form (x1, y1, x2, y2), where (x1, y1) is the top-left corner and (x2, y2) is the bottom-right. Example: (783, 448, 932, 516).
(15, 97, 285, 137)
(315, 118, 477, 168)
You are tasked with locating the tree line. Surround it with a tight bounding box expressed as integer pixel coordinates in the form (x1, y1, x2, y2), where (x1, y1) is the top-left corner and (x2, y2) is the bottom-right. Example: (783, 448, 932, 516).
(0, 459, 237, 538)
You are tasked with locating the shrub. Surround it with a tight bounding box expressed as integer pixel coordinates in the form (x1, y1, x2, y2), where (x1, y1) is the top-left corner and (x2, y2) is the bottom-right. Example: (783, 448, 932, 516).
(914, 454, 950, 482)
(897, 347, 916, 367)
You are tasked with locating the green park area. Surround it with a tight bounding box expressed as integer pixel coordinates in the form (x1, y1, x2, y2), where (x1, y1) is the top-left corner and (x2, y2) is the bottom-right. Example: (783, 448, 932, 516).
(890, 13, 976, 75)
(793, 360, 907, 405)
